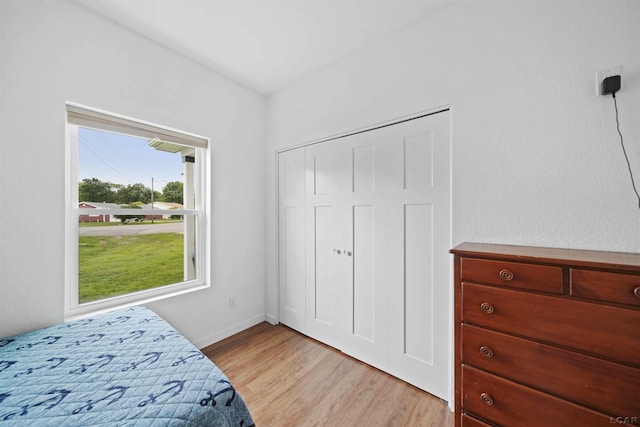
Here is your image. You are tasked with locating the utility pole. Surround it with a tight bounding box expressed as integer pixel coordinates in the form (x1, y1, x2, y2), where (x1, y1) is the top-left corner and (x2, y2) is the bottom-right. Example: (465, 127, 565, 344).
(151, 177, 154, 224)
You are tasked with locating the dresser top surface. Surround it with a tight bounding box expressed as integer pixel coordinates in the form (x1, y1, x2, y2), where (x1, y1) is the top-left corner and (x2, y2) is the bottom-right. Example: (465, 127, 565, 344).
(451, 242, 640, 271)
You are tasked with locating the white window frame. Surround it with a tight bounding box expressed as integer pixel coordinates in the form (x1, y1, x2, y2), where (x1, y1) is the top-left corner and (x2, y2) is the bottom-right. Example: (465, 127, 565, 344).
(64, 102, 211, 320)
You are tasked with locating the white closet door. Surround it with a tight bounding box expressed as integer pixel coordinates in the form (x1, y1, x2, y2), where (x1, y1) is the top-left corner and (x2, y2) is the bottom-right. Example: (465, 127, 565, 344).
(386, 112, 450, 400)
(277, 110, 451, 401)
(304, 141, 347, 349)
(277, 148, 307, 333)
(338, 132, 389, 369)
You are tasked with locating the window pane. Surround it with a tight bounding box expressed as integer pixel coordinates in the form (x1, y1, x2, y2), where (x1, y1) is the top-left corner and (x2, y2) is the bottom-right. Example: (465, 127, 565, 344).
(78, 127, 190, 206)
(76, 126, 197, 305)
(78, 214, 196, 304)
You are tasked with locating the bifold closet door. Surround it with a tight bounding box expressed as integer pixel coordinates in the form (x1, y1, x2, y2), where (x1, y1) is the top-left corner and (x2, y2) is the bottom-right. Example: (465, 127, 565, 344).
(277, 111, 451, 400)
(304, 140, 348, 350)
(337, 131, 390, 369)
(386, 112, 450, 400)
(277, 148, 306, 333)
(338, 113, 451, 396)
(304, 135, 390, 367)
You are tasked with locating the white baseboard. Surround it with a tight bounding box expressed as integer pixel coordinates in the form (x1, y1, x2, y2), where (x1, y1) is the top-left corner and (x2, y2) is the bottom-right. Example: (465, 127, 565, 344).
(265, 313, 277, 325)
(194, 313, 266, 349)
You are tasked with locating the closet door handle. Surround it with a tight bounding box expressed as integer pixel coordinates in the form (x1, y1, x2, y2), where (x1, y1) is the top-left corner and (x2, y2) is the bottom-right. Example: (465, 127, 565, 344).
(333, 249, 342, 255)
(344, 250, 352, 257)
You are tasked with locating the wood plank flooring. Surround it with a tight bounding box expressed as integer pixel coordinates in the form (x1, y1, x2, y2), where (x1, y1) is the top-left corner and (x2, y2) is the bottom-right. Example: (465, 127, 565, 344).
(202, 322, 453, 426)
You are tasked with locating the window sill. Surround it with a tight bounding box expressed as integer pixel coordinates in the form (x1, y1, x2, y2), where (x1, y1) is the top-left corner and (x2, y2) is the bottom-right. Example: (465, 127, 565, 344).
(65, 281, 209, 322)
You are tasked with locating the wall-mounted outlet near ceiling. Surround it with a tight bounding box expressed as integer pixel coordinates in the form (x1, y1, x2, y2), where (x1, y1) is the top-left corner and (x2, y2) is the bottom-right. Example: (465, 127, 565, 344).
(596, 65, 623, 96)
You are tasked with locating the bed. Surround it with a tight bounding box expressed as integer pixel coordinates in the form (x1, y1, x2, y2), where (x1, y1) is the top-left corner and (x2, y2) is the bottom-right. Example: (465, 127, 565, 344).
(0, 306, 254, 426)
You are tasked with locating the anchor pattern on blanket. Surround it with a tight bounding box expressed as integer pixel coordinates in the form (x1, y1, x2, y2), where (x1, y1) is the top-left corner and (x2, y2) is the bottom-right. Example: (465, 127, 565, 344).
(0, 306, 254, 425)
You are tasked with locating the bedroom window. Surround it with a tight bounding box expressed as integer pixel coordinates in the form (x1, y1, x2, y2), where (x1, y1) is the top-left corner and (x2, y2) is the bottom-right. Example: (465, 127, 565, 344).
(65, 103, 210, 319)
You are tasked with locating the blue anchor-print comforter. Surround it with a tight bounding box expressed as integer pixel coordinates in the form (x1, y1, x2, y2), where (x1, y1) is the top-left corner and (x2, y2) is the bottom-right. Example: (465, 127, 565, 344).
(0, 306, 254, 426)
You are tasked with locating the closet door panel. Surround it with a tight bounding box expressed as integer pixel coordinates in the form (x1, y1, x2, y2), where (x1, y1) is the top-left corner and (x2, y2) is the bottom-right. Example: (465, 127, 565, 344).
(313, 206, 337, 325)
(278, 149, 306, 333)
(352, 144, 375, 193)
(404, 203, 434, 364)
(404, 131, 434, 189)
(340, 135, 389, 369)
(304, 141, 345, 349)
(352, 204, 375, 341)
(283, 208, 305, 314)
(387, 112, 450, 400)
(351, 143, 378, 344)
(312, 152, 333, 195)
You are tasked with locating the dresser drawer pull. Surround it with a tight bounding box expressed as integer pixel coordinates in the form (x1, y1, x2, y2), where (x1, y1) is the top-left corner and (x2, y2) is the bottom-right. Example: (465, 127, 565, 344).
(479, 346, 494, 358)
(634, 286, 640, 300)
(498, 268, 514, 281)
(480, 393, 494, 406)
(480, 302, 495, 314)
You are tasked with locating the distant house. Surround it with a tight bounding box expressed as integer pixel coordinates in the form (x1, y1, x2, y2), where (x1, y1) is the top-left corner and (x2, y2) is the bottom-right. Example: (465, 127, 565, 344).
(143, 202, 183, 220)
(78, 202, 121, 222)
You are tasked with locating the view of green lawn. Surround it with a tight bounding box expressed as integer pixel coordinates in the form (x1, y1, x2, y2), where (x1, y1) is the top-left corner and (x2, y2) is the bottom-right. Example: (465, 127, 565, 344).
(78, 233, 183, 303)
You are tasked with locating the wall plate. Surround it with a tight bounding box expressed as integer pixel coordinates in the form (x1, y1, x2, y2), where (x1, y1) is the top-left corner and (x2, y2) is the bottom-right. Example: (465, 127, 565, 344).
(596, 65, 623, 96)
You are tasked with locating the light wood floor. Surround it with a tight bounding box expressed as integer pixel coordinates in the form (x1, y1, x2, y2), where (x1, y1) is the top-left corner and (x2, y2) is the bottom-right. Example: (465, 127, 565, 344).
(202, 322, 453, 426)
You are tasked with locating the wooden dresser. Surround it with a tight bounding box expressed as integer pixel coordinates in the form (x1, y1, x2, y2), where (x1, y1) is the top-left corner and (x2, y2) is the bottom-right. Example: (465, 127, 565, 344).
(451, 243, 640, 427)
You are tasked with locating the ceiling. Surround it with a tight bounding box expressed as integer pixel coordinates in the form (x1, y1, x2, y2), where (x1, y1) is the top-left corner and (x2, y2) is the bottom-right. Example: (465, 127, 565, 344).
(78, 1, 445, 95)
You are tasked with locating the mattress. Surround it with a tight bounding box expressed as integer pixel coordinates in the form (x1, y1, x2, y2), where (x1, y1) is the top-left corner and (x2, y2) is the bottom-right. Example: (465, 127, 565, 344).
(0, 306, 254, 426)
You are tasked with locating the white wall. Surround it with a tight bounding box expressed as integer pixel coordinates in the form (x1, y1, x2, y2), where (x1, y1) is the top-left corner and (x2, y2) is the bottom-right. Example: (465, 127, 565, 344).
(265, 0, 640, 321)
(2, 0, 638, 346)
(0, 0, 267, 342)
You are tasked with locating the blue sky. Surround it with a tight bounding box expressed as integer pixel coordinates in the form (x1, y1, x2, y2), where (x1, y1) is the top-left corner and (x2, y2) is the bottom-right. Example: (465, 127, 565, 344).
(78, 127, 184, 191)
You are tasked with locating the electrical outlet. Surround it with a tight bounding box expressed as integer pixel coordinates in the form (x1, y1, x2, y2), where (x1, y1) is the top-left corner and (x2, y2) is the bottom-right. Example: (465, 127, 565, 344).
(228, 295, 237, 308)
(596, 65, 623, 96)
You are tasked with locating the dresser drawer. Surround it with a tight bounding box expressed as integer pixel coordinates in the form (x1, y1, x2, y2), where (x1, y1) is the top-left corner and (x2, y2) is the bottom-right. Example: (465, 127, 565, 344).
(571, 268, 640, 307)
(462, 365, 611, 427)
(460, 258, 563, 294)
(461, 414, 492, 427)
(461, 324, 640, 416)
(462, 283, 640, 366)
